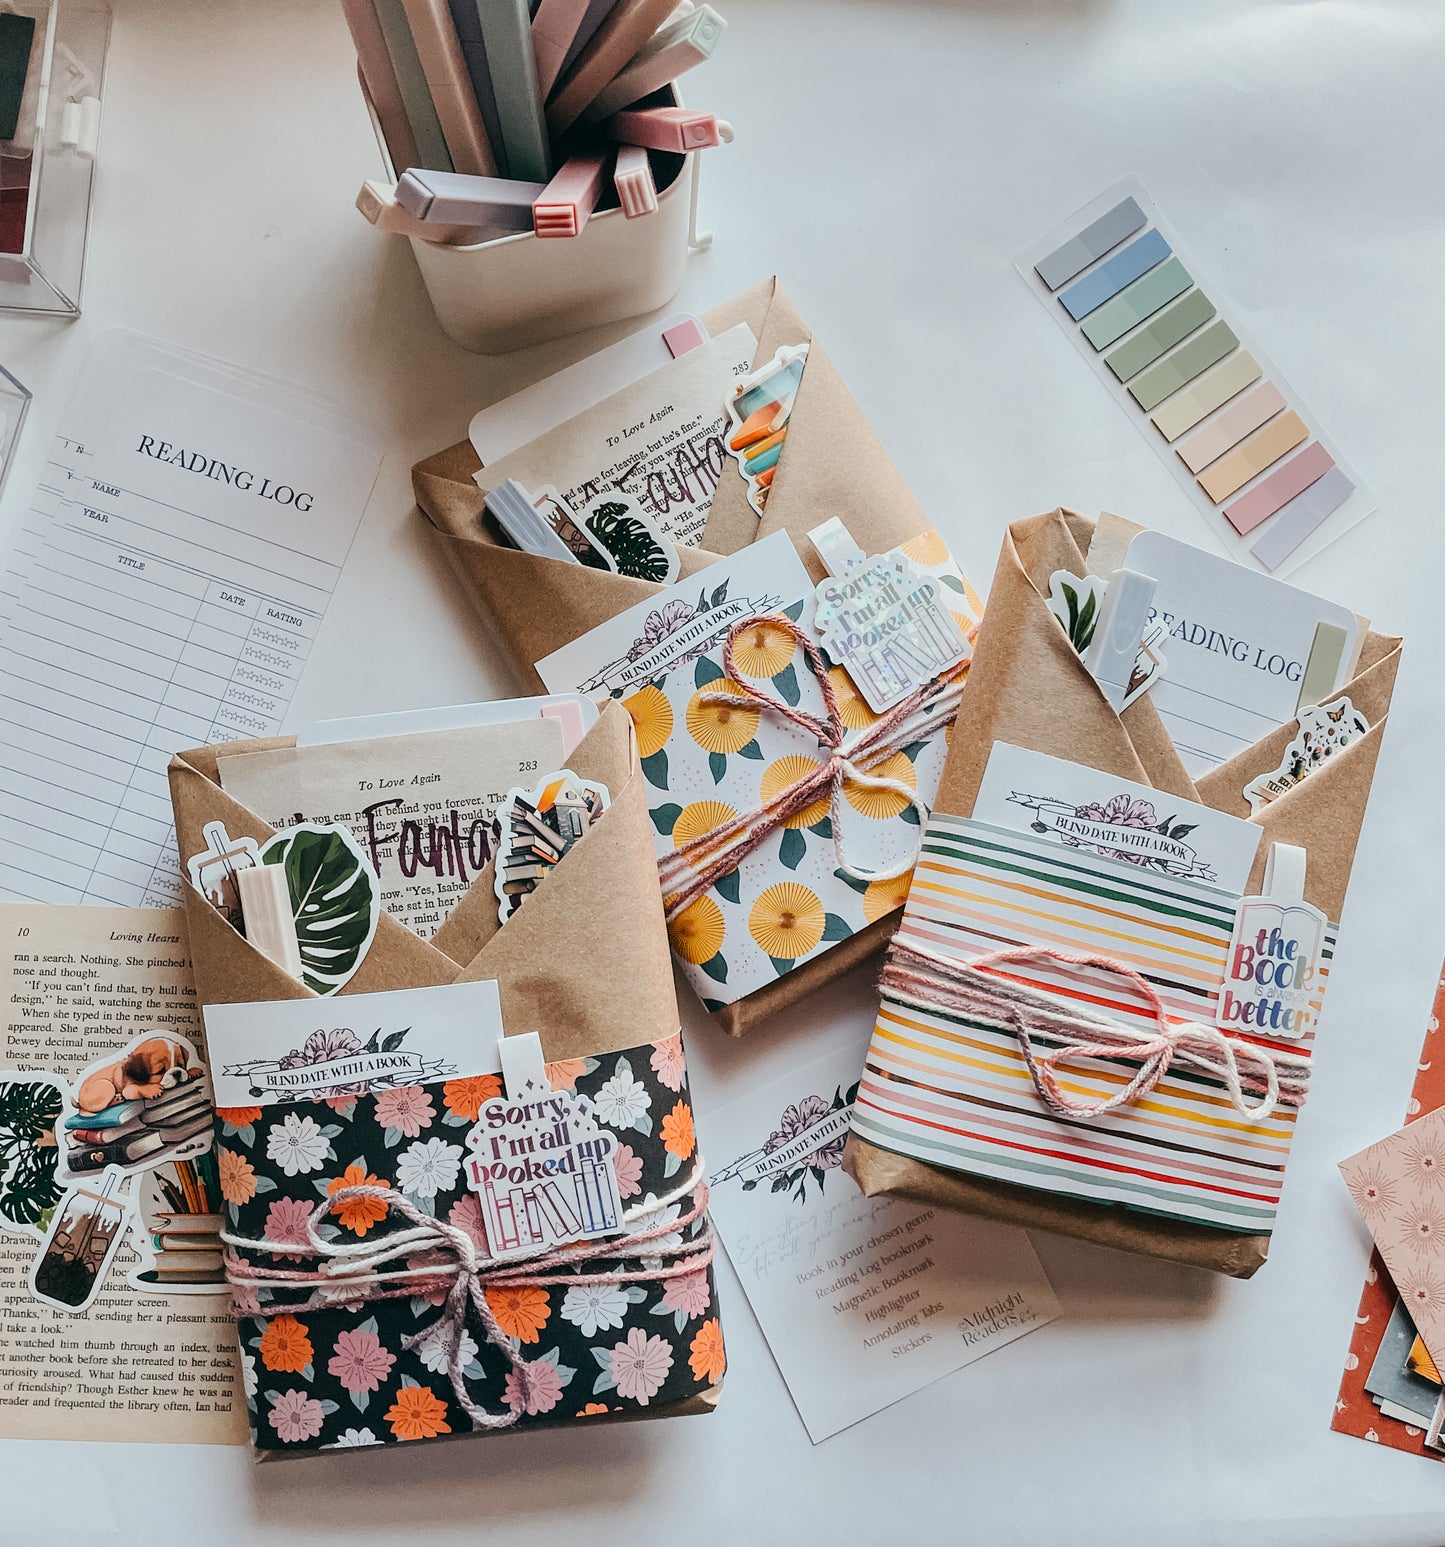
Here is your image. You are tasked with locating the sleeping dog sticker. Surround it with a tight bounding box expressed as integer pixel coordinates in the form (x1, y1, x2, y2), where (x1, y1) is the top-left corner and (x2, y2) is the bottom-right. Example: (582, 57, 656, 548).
(30, 1034, 214, 1313)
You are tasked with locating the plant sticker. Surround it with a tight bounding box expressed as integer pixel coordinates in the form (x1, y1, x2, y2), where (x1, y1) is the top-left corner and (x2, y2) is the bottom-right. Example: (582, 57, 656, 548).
(580, 492, 679, 584)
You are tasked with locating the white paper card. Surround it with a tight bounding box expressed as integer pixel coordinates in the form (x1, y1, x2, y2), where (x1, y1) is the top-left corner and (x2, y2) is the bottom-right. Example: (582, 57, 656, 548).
(707, 1035, 1060, 1443)
(205, 981, 504, 1108)
(973, 742, 1262, 892)
(468, 313, 704, 465)
(1122, 530, 1358, 777)
(536, 528, 814, 697)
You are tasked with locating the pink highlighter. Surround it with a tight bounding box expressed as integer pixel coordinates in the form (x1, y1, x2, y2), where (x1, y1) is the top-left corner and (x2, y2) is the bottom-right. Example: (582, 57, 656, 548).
(533, 151, 610, 238)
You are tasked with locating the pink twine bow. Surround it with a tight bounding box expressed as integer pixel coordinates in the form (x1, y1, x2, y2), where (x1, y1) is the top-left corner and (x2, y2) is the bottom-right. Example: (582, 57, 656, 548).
(221, 1173, 714, 1433)
(880, 937, 1312, 1124)
(658, 614, 969, 922)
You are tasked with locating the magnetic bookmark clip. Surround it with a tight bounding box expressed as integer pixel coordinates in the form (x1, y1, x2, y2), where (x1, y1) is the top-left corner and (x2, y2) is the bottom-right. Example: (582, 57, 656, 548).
(1083, 568, 1155, 711)
(808, 517, 866, 580)
(484, 478, 582, 564)
(499, 1030, 548, 1096)
(1297, 620, 1349, 713)
(236, 864, 304, 982)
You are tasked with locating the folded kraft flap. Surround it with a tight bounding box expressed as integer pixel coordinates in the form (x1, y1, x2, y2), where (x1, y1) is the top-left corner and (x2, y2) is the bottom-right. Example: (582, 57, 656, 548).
(845, 507, 1401, 1276)
(411, 277, 939, 687)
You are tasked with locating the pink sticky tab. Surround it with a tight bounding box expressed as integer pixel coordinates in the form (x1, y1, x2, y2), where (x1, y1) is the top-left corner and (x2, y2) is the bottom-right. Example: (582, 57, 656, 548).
(1224, 442, 1336, 535)
(540, 698, 587, 757)
(663, 318, 707, 358)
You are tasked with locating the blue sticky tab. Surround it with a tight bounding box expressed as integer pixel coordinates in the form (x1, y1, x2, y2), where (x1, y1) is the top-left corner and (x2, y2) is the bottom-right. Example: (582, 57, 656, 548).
(1059, 229, 1172, 321)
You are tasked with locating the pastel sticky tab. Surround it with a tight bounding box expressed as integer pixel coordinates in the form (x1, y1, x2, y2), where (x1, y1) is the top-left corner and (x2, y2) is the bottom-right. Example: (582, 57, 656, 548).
(1149, 349, 1262, 441)
(1061, 229, 1172, 322)
(533, 152, 610, 237)
(613, 142, 658, 218)
(1227, 441, 1339, 535)
(1298, 621, 1349, 712)
(396, 167, 544, 225)
(1127, 319, 1238, 412)
(662, 317, 707, 357)
(1104, 289, 1217, 383)
(1199, 411, 1309, 504)
(1176, 382, 1288, 474)
(604, 104, 720, 152)
(1034, 198, 1147, 290)
(1080, 256, 1192, 349)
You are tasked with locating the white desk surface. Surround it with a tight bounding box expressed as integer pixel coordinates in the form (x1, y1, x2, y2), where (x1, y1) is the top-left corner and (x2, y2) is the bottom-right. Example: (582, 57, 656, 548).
(1, 0, 1443, 1541)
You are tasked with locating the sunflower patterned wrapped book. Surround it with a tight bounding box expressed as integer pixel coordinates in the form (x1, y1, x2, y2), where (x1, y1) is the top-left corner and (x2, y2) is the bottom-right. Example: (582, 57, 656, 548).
(414, 279, 987, 1034)
(536, 527, 981, 1025)
(168, 705, 726, 1455)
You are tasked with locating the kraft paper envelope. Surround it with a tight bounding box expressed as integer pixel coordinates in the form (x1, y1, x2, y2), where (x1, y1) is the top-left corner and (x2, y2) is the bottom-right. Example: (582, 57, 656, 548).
(168, 702, 721, 1439)
(413, 277, 951, 1036)
(845, 507, 1402, 1277)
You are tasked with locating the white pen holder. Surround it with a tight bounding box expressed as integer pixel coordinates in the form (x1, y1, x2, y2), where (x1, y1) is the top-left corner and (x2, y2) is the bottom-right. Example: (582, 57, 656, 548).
(407, 149, 702, 354)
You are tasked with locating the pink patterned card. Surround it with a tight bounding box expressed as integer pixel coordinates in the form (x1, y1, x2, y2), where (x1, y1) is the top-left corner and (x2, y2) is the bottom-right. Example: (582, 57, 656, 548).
(1340, 1106, 1445, 1369)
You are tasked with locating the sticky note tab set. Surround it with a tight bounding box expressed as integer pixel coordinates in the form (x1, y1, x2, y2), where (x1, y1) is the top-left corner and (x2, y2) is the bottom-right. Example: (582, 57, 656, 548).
(1018, 179, 1375, 576)
(844, 508, 1401, 1276)
(167, 700, 725, 1454)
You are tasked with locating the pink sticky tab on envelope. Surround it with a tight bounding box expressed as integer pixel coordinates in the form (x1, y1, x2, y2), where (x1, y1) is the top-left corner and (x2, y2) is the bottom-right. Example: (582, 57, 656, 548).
(663, 318, 707, 358)
(1340, 1106, 1445, 1371)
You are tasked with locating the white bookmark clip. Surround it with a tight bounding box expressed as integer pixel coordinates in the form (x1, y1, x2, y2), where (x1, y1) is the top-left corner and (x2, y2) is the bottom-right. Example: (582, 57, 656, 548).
(499, 1030, 548, 1096)
(1261, 841, 1307, 904)
(1084, 567, 1155, 710)
(807, 517, 866, 580)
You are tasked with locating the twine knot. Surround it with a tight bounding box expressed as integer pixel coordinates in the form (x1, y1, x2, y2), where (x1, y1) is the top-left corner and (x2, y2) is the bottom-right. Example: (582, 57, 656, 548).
(222, 1171, 714, 1432)
(658, 615, 969, 921)
(881, 937, 1311, 1124)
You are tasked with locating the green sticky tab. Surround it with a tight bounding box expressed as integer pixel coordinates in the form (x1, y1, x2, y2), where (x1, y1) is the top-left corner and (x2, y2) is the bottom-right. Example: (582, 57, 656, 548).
(1104, 288, 1216, 383)
(1128, 320, 1240, 412)
(1081, 257, 1193, 351)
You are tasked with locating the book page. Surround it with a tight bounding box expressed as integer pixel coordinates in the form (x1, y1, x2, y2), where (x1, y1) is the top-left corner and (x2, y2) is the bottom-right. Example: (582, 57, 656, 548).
(0, 903, 246, 1445)
(214, 717, 566, 940)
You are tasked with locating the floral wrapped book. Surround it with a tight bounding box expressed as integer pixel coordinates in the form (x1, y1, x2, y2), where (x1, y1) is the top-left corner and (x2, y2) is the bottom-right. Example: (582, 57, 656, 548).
(169, 704, 726, 1455)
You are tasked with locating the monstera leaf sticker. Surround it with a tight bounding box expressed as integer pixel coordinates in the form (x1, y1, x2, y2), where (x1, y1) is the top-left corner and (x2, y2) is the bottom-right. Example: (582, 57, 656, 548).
(259, 823, 381, 996)
(0, 1073, 64, 1235)
(583, 498, 674, 583)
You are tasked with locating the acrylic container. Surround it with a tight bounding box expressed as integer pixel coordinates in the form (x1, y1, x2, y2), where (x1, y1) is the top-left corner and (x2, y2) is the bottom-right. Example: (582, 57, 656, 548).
(0, 0, 110, 317)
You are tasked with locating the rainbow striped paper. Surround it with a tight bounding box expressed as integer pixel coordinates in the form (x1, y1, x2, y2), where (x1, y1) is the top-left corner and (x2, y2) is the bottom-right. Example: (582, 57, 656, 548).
(852, 814, 1335, 1233)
